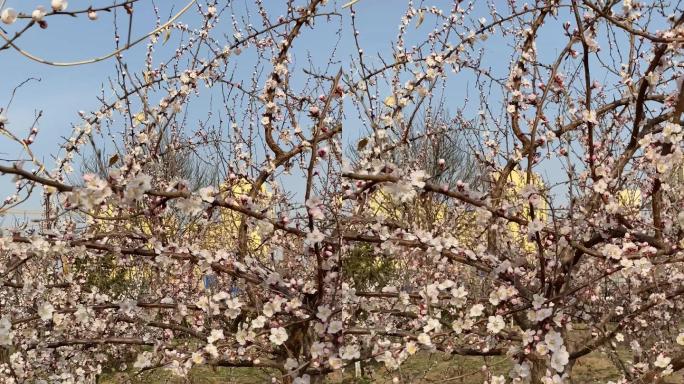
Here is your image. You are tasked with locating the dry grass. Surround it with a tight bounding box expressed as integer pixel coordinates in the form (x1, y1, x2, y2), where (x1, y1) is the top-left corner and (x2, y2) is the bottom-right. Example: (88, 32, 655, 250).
(99, 349, 684, 383)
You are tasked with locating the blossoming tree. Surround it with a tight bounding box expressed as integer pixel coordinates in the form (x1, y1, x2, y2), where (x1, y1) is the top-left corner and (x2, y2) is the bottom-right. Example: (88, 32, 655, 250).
(1, 1, 684, 383)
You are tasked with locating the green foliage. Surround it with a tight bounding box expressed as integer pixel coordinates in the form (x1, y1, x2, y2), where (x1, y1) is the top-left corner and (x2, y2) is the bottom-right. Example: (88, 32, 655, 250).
(73, 253, 152, 299)
(343, 244, 397, 291)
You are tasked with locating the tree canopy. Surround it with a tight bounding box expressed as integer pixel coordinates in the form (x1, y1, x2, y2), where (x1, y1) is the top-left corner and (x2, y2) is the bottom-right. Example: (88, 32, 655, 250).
(1, 1, 684, 383)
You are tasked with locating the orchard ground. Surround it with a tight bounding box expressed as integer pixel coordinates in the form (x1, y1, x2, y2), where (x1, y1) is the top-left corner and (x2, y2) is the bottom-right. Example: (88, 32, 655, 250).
(101, 327, 684, 383)
(102, 350, 684, 383)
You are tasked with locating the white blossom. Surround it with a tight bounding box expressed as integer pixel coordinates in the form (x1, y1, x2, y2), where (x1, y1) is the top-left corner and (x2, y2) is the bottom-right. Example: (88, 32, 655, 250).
(417, 332, 432, 346)
(550, 345, 569, 372)
(51, 0, 68, 12)
(0, 317, 13, 346)
(269, 327, 288, 345)
(305, 228, 325, 246)
(328, 320, 343, 334)
(176, 196, 203, 216)
(340, 344, 360, 360)
(486, 315, 505, 334)
(1, 8, 17, 25)
(199, 186, 216, 203)
(207, 329, 225, 344)
(676, 332, 684, 346)
(544, 330, 564, 352)
(133, 351, 153, 369)
(32, 6, 47, 21)
(124, 173, 152, 202)
(469, 304, 485, 318)
(654, 353, 671, 369)
(37, 302, 54, 321)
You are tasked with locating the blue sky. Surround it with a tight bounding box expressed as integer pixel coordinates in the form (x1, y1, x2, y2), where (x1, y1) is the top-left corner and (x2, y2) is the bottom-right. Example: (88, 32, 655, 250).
(1, 0, 480, 218)
(0, 1, 649, 223)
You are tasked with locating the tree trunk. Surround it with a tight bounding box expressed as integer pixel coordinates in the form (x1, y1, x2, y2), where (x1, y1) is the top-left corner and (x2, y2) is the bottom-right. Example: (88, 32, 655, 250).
(528, 356, 576, 384)
(565, 359, 577, 384)
(529, 358, 548, 384)
(0, 347, 9, 366)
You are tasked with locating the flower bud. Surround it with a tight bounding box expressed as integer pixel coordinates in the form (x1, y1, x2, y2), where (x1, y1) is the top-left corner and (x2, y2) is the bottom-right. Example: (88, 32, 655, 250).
(1, 8, 18, 25)
(32, 6, 47, 21)
(51, 0, 68, 12)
